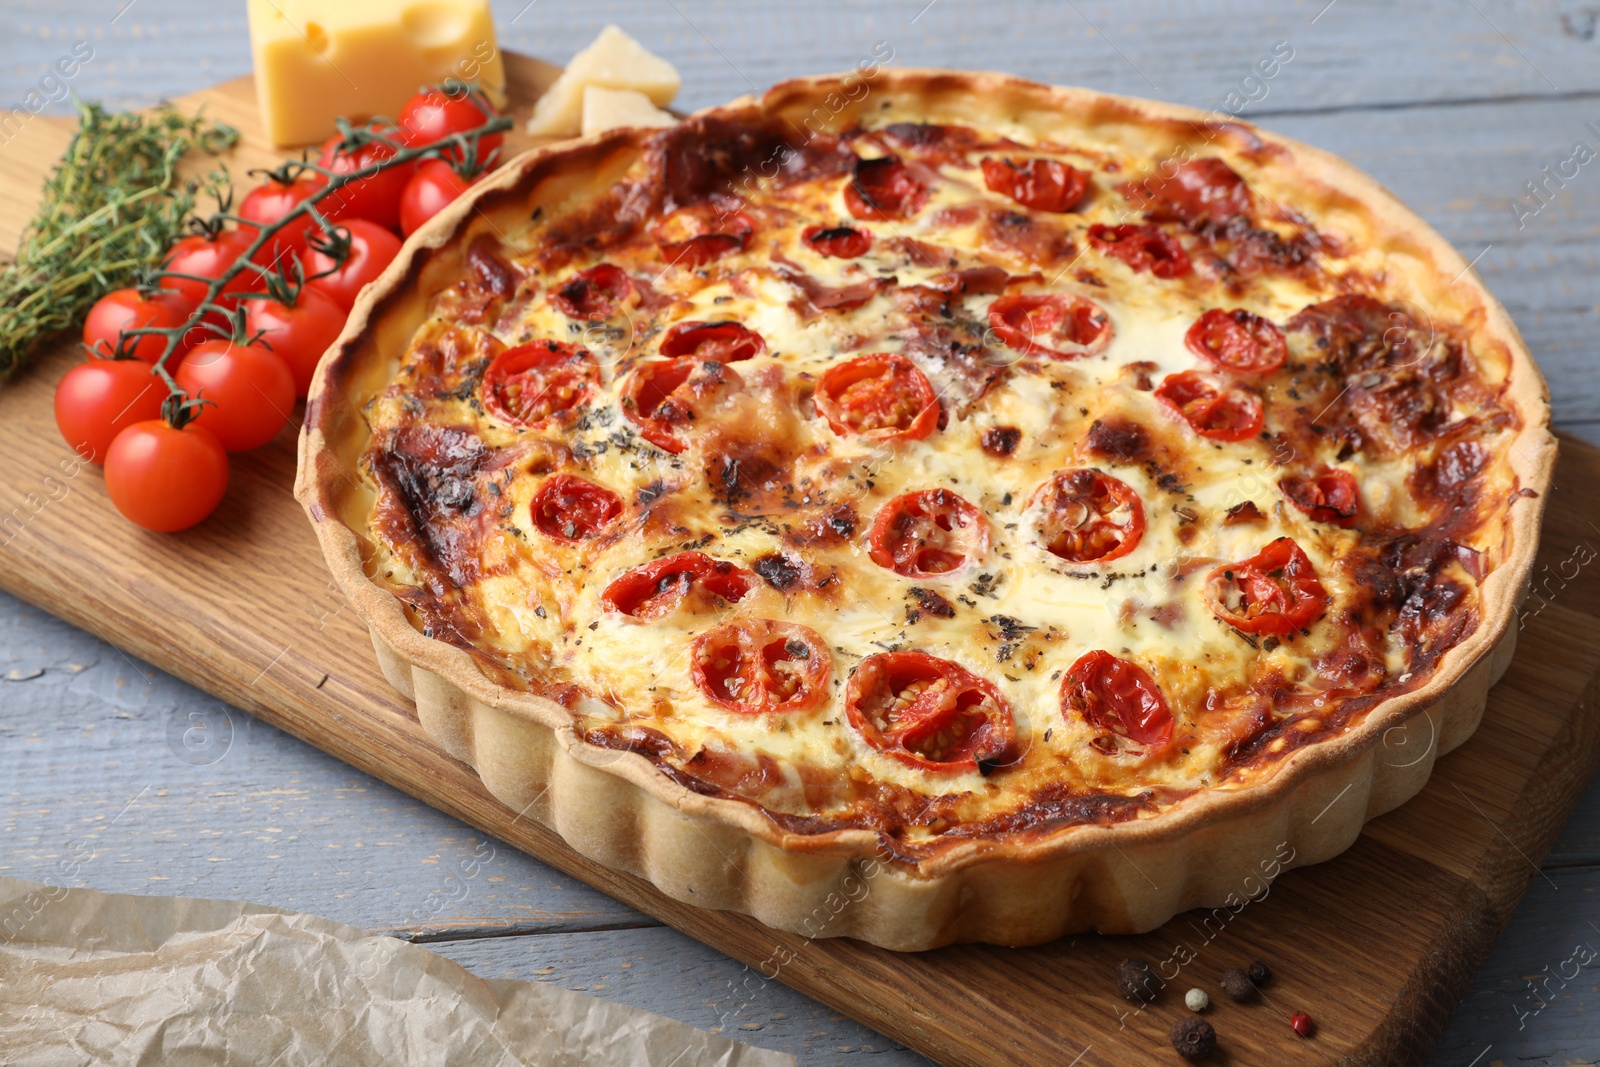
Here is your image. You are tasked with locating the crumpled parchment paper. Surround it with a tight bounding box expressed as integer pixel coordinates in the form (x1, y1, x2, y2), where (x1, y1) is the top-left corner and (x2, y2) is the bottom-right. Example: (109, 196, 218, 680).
(0, 876, 793, 1066)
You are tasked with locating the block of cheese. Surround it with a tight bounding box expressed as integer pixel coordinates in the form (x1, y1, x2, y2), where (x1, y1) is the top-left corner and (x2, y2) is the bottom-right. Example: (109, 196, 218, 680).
(527, 25, 680, 138)
(580, 86, 677, 136)
(248, 0, 506, 146)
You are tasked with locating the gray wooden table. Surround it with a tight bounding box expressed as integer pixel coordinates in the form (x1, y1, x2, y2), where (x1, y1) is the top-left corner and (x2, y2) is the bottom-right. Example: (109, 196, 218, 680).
(3, 1, 1598, 1062)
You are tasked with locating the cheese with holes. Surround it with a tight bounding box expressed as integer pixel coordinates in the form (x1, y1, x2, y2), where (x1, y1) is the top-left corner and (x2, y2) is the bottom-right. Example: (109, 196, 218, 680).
(247, 0, 506, 146)
(526, 24, 679, 137)
(580, 86, 677, 136)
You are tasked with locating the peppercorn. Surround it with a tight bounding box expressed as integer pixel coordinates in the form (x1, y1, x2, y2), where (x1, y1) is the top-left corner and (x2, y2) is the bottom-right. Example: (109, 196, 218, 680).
(1220, 966, 1255, 1002)
(1185, 987, 1209, 1012)
(1291, 1011, 1315, 1038)
(1169, 1016, 1216, 1060)
(1115, 957, 1158, 1003)
(1247, 959, 1272, 986)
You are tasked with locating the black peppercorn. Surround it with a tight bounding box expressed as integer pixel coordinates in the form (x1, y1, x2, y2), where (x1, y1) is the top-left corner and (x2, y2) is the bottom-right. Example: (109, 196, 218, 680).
(1247, 959, 1272, 986)
(1115, 957, 1157, 1003)
(1169, 1016, 1216, 1060)
(1221, 966, 1255, 1002)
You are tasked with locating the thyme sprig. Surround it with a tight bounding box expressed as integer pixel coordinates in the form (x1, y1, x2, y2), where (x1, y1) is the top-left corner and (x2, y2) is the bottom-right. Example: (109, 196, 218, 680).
(128, 113, 513, 404)
(0, 100, 238, 379)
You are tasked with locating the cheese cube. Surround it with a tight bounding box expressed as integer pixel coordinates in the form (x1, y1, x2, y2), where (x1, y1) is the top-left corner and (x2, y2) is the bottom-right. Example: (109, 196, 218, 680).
(581, 86, 677, 136)
(248, 0, 506, 146)
(527, 25, 680, 138)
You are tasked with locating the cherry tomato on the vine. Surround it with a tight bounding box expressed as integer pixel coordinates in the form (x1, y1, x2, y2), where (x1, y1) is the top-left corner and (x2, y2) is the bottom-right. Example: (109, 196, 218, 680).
(53, 357, 167, 464)
(398, 86, 503, 164)
(242, 287, 348, 397)
(82, 287, 200, 364)
(301, 220, 403, 311)
(399, 160, 476, 237)
(316, 124, 412, 231)
(159, 229, 263, 318)
(175, 339, 296, 451)
(104, 419, 229, 532)
(239, 172, 330, 270)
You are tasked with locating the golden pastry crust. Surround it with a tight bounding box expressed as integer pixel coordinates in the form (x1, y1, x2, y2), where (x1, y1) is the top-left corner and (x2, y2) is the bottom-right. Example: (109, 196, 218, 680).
(296, 69, 1554, 948)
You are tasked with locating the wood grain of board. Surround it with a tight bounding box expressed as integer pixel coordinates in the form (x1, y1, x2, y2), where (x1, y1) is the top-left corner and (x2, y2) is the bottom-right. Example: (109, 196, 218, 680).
(3, 56, 1599, 1066)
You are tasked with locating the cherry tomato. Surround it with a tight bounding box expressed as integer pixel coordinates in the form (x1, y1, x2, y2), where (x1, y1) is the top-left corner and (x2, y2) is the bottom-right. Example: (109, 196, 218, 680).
(981, 157, 1090, 213)
(659, 321, 765, 363)
(987, 293, 1112, 360)
(652, 205, 754, 269)
(1123, 157, 1252, 224)
(398, 86, 503, 164)
(801, 224, 873, 259)
(302, 220, 403, 311)
(175, 339, 296, 451)
(53, 357, 166, 464)
(399, 159, 475, 237)
(1205, 537, 1329, 636)
(82, 288, 199, 364)
(868, 489, 990, 578)
(242, 287, 347, 397)
(621, 357, 744, 454)
(316, 124, 413, 230)
(1154, 370, 1264, 442)
(813, 353, 938, 442)
(530, 474, 623, 542)
(1280, 468, 1361, 527)
(239, 172, 330, 269)
(1186, 308, 1288, 374)
(689, 618, 832, 714)
(1061, 650, 1173, 751)
(845, 155, 929, 221)
(104, 419, 229, 532)
(845, 651, 1015, 771)
(601, 552, 759, 619)
(549, 263, 636, 321)
(159, 229, 263, 317)
(480, 340, 597, 426)
(1087, 223, 1192, 278)
(1031, 469, 1145, 564)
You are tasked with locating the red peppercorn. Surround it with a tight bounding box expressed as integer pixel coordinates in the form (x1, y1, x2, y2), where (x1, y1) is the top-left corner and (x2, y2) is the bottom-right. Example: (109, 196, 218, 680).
(1291, 1011, 1315, 1038)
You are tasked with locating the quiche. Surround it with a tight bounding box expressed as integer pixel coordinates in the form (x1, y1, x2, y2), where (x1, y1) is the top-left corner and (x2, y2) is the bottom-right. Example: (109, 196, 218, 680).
(297, 70, 1554, 950)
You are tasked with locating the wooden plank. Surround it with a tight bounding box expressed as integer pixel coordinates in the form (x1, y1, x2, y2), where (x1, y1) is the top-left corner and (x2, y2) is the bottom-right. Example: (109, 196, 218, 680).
(3, 54, 1600, 1067)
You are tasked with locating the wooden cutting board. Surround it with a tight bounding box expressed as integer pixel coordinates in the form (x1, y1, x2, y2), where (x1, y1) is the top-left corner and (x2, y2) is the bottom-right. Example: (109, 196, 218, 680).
(3, 56, 1598, 1067)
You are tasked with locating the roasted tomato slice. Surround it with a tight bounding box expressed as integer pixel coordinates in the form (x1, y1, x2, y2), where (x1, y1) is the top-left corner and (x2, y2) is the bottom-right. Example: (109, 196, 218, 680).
(1061, 650, 1173, 750)
(813, 353, 939, 442)
(1280, 468, 1361, 527)
(1124, 157, 1253, 225)
(868, 489, 990, 577)
(659, 320, 765, 363)
(845, 155, 929, 221)
(981, 156, 1090, 213)
(601, 551, 759, 619)
(1031, 469, 1145, 564)
(987, 293, 1112, 360)
(550, 263, 635, 320)
(802, 224, 873, 258)
(621, 357, 744, 454)
(690, 618, 832, 714)
(1205, 537, 1329, 636)
(1086, 223, 1192, 278)
(530, 474, 624, 542)
(1185, 308, 1287, 374)
(1154, 370, 1263, 442)
(845, 651, 1015, 771)
(481, 340, 598, 426)
(652, 205, 754, 269)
